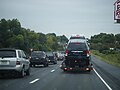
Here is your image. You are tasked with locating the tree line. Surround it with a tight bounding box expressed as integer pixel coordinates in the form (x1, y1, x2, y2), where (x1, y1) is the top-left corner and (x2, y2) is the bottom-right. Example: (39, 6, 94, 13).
(90, 33, 120, 54)
(0, 19, 68, 54)
(1, 18, 120, 55)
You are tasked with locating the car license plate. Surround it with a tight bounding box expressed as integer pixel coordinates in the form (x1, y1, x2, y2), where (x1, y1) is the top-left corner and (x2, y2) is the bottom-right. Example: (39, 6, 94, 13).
(36, 58, 39, 59)
(0, 61, 9, 65)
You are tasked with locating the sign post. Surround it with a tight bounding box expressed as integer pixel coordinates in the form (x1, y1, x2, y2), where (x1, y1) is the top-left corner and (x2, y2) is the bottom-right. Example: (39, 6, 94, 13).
(114, 0, 120, 23)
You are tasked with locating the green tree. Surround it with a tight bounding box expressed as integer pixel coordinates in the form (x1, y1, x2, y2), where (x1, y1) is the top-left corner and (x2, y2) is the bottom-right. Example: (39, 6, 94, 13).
(0, 19, 10, 47)
(8, 19, 21, 35)
(46, 33, 58, 51)
(7, 34, 24, 49)
(0, 18, 69, 53)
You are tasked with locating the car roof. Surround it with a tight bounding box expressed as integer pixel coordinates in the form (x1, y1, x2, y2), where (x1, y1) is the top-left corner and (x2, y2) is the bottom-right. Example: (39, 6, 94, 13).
(32, 51, 45, 53)
(46, 52, 54, 56)
(0, 48, 21, 51)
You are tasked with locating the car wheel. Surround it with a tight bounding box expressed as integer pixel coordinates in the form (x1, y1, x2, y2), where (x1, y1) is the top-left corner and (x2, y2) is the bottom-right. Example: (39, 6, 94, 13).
(33, 64, 35, 67)
(44, 63, 48, 67)
(30, 64, 32, 67)
(26, 68, 30, 76)
(87, 70, 91, 72)
(19, 68, 25, 78)
(54, 62, 57, 64)
(63, 69, 67, 72)
(47, 64, 49, 67)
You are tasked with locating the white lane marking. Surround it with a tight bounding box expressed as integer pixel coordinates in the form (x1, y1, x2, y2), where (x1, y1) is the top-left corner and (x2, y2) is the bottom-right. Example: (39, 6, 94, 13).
(93, 68, 112, 90)
(51, 69, 55, 73)
(29, 78, 39, 84)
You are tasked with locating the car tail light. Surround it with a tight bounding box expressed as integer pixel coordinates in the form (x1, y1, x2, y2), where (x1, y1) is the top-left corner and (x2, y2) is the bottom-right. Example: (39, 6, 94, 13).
(16, 61, 20, 65)
(65, 50, 68, 56)
(86, 50, 90, 57)
(70, 68, 72, 70)
(75, 60, 77, 62)
(86, 68, 89, 70)
(64, 68, 67, 70)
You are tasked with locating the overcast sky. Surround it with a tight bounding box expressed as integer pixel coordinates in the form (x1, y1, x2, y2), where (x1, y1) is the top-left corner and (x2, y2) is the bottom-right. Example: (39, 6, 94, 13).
(0, 0, 120, 38)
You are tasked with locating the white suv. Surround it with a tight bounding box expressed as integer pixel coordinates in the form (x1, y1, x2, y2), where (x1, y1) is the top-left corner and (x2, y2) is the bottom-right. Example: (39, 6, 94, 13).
(0, 48, 30, 78)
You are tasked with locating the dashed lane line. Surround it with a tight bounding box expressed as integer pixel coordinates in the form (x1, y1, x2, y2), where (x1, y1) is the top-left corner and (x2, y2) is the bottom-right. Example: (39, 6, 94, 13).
(29, 78, 39, 84)
(51, 69, 55, 73)
(29, 69, 55, 84)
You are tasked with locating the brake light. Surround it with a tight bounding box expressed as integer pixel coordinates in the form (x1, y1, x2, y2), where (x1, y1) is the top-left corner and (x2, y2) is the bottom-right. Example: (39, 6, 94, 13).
(16, 61, 20, 65)
(86, 50, 90, 57)
(64, 68, 67, 70)
(65, 50, 68, 56)
(75, 60, 77, 62)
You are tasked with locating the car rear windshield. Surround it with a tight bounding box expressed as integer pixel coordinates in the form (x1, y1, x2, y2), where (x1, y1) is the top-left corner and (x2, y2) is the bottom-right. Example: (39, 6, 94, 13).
(70, 36, 85, 39)
(31, 52, 44, 57)
(67, 43, 88, 51)
(0, 50, 16, 58)
(46, 52, 53, 56)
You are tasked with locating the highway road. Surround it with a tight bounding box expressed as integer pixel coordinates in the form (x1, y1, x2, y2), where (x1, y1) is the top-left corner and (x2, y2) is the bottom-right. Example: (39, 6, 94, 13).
(0, 55, 120, 90)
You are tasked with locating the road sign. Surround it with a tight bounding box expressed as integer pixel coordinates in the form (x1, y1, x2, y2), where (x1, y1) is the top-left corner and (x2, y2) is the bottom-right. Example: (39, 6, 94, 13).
(114, 0, 120, 23)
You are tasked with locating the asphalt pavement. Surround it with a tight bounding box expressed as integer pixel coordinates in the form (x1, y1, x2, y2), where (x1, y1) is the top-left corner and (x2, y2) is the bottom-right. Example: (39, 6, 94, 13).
(0, 55, 120, 90)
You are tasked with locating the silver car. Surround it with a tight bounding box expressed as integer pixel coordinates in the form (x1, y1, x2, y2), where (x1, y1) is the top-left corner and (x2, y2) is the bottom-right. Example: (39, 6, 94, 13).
(0, 48, 30, 78)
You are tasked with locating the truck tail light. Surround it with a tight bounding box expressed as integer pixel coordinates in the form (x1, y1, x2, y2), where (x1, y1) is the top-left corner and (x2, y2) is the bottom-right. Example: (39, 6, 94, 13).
(86, 50, 90, 57)
(75, 60, 77, 62)
(65, 50, 68, 56)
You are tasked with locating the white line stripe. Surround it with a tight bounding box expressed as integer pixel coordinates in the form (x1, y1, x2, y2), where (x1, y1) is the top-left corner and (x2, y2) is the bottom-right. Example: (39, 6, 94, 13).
(51, 69, 55, 73)
(93, 68, 112, 90)
(29, 78, 39, 84)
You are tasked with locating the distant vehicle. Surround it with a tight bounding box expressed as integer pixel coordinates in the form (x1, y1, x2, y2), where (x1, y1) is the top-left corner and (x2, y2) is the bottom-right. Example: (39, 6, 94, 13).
(30, 51, 49, 67)
(46, 52, 57, 64)
(60, 40, 93, 72)
(53, 52, 59, 60)
(57, 51, 65, 61)
(0, 48, 30, 78)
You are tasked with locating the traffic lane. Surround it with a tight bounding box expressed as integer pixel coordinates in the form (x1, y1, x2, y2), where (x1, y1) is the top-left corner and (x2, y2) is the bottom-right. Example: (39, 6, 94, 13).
(25, 66, 108, 90)
(0, 63, 60, 90)
(0, 61, 110, 90)
(91, 55, 120, 90)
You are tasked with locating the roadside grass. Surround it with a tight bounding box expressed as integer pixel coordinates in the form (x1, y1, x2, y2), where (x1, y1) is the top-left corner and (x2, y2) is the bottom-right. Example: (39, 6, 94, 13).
(91, 50, 120, 68)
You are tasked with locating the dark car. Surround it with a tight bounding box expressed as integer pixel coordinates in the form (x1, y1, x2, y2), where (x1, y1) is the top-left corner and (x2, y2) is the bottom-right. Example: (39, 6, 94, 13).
(46, 52, 57, 64)
(30, 51, 49, 67)
(60, 40, 93, 72)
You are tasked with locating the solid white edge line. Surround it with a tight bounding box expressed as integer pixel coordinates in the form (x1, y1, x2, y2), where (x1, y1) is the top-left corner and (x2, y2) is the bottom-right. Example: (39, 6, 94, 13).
(29, 78, 39, 84)
(93, 68, 112, 90)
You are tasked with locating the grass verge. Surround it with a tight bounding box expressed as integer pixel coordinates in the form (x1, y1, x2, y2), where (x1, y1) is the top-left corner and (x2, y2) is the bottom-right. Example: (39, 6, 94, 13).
(91, 50, 120, 68)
